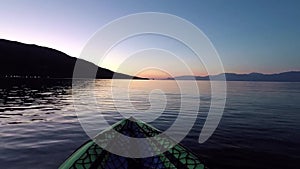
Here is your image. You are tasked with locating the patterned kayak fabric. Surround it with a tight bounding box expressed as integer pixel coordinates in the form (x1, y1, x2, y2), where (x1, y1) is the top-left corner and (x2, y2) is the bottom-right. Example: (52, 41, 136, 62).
(59, 118, 206, 169)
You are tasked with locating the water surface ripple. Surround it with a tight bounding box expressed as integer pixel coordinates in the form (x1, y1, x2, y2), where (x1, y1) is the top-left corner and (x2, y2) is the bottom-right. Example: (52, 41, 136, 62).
(0, 79, 299, 169)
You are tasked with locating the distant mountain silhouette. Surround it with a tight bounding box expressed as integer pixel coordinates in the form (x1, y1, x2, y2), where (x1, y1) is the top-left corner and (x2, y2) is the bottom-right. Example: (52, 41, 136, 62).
(0, 39, 147, 79)
(172, 71, 300, 82)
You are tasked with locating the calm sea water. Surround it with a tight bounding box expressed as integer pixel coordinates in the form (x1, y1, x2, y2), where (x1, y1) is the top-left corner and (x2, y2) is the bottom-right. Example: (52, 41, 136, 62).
(0, 79, 299, 169)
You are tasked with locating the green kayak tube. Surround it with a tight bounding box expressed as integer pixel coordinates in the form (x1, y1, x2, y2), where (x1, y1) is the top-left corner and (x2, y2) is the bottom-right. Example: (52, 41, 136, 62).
(59, 117, 207, 169)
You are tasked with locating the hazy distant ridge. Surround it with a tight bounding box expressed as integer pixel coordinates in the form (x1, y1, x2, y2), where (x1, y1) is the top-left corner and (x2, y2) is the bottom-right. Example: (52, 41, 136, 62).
(172, 71, 300, 82)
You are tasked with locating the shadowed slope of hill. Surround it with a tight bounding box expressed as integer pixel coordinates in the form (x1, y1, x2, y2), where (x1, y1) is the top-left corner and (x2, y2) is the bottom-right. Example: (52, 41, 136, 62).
(0, 39, 147, 79)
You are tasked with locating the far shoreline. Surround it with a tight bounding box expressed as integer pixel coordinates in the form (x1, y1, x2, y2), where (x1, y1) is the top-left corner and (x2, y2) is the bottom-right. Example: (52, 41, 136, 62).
(0, 77, 299, 83)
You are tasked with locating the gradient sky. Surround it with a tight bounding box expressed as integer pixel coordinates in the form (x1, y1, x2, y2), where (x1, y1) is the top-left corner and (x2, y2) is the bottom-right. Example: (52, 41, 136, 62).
(1, 0, 299, 77)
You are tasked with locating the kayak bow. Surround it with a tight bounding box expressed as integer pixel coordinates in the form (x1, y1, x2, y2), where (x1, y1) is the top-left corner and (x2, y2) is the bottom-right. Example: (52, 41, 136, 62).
(59, 117, 206, 169)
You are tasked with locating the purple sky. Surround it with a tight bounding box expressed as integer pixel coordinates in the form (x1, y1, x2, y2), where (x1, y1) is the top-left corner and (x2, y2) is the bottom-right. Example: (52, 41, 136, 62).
(1, 0, 299, 77)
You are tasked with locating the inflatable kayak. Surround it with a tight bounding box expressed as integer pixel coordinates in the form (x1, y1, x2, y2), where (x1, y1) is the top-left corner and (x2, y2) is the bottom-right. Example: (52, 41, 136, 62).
(59, 117, 206, 169)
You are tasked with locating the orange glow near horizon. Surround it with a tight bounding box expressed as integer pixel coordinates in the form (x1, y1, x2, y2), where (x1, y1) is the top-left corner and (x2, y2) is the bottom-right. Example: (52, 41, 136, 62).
(134, 68, 211, 79)
(135, 68, 173, 79)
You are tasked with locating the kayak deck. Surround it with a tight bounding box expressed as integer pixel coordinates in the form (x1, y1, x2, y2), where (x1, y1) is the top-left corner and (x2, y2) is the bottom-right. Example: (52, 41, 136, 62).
(59, 118, 206, 169)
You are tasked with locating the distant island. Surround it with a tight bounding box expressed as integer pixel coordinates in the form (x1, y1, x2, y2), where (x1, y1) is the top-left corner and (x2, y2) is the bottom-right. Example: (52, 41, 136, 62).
(168, 71, 300, 82)
(0, 39, 147, 79)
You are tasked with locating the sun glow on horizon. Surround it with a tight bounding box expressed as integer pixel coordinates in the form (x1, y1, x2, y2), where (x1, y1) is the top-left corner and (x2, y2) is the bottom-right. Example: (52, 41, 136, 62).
(134, 68, 172, 79)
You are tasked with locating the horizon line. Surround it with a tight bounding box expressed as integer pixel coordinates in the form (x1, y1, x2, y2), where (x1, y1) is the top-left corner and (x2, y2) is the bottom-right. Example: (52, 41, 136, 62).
(1, 38, 299, 80)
